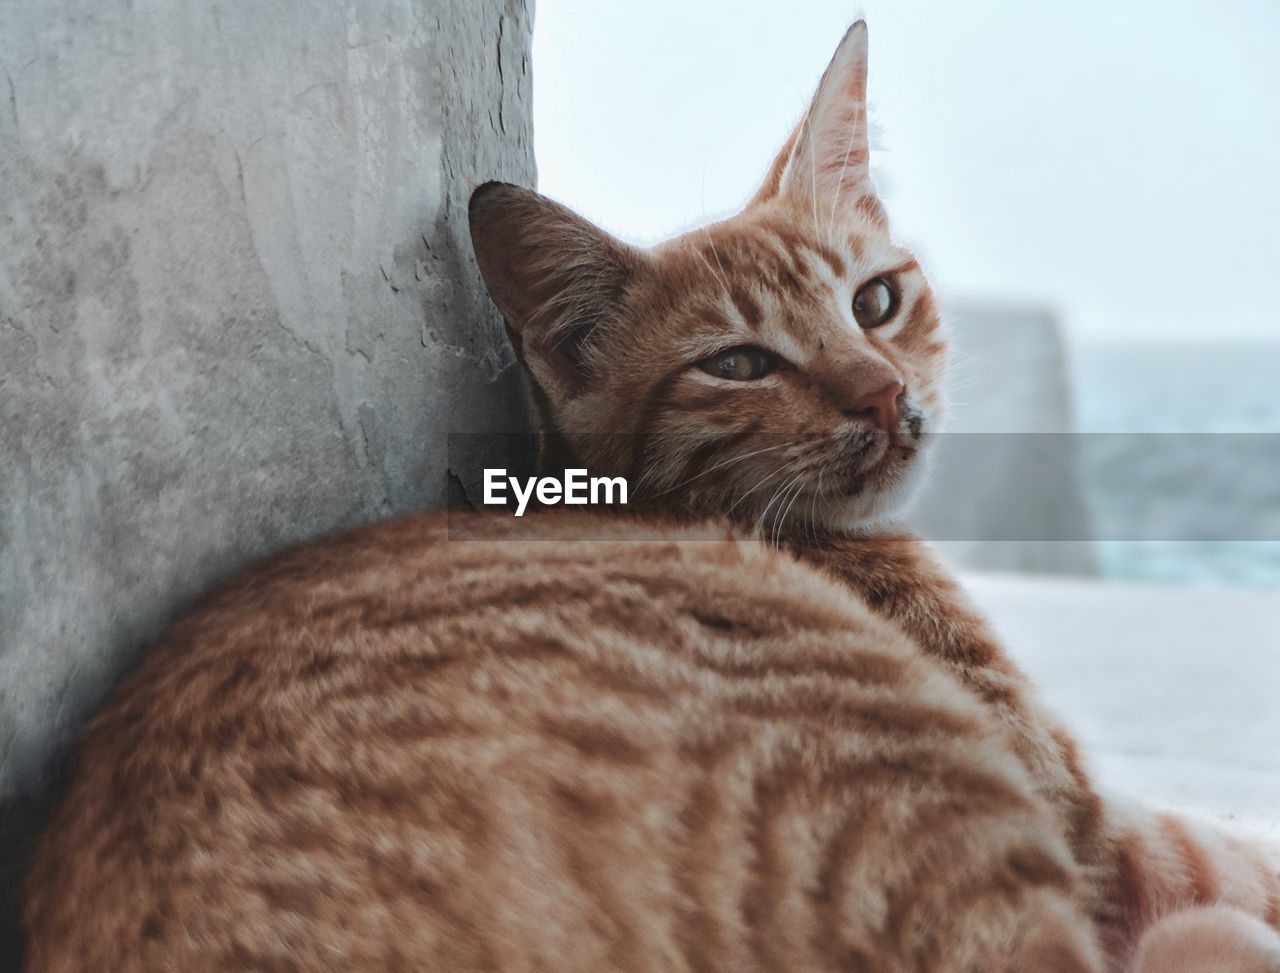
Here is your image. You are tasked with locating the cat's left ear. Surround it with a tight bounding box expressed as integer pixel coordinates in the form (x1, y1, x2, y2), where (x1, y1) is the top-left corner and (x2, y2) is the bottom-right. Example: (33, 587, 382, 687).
(755, 21, 874, 212)
(469, 182, 644, 405)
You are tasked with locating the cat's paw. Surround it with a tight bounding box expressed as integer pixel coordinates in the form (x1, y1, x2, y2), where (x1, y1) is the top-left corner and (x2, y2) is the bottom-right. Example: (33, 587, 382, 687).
(1131, 905, 1280, 973)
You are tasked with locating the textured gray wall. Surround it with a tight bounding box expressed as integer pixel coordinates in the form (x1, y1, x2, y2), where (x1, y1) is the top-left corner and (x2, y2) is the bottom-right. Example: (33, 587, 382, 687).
(0, 0, 534, 802)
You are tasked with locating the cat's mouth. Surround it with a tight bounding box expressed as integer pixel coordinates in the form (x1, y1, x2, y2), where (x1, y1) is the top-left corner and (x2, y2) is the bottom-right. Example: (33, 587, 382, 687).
(829, 434, 919, 499)
(850, 430, 916, 467)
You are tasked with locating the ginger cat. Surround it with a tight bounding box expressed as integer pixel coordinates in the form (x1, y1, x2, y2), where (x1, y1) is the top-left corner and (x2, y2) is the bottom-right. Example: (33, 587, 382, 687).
(467, 20, 1280, 973)
(21, 20, 1279, 973)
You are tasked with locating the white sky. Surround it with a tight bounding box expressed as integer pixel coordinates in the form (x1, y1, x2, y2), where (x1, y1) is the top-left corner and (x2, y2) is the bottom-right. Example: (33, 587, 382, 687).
(533, 0, 1280, 340)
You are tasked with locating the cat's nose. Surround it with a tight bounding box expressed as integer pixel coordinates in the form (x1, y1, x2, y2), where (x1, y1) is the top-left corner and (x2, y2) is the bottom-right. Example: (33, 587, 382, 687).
(845, 380, 905, 432)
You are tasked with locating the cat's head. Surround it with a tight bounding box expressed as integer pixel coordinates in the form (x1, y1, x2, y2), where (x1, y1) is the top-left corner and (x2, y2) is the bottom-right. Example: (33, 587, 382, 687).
(469, 22, 946, 535)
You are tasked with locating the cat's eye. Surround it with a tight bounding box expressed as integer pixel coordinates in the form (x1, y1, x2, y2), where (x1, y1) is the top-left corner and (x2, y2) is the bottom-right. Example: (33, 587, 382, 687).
(853, 277, 897, 329)
(697, 346, 775, 381)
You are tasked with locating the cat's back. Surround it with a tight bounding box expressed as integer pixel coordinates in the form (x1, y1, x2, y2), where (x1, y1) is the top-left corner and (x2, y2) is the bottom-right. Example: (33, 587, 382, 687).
(23, 511, 1098, 972)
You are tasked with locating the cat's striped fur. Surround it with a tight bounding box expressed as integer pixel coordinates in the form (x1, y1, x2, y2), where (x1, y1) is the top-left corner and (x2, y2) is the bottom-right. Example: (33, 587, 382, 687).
(24, 513, 1103, 972)
(468, 21, 1280, 972)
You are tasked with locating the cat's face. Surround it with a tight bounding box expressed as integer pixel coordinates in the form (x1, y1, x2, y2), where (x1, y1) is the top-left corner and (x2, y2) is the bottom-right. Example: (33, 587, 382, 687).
(470, 23, 946, 534)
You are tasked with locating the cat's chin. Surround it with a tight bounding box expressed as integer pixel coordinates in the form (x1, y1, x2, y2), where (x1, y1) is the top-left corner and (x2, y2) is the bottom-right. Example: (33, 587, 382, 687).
(808, 448, 931, 534)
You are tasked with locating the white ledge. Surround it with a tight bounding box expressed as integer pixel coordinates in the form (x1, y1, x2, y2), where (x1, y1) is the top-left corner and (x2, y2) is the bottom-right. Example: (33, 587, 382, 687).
(961, 572, 1280, 836)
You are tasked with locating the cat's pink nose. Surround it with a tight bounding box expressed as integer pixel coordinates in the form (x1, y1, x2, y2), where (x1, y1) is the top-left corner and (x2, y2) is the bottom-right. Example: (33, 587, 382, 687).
(847, 381, 905, 432)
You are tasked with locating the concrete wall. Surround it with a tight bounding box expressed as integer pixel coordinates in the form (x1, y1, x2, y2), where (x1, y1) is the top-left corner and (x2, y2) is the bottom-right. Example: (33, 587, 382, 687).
(0, 0, 534, 804)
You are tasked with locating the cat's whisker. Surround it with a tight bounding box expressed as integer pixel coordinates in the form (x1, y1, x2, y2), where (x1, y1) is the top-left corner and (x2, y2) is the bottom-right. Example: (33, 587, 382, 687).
(781, 472, 812, 545)
(808, 124, 822, 241)
(658, 442, 791, 496)
(729, 457, 796, 521)
(809, 471, 824, 541)
(630, 443, 676, 496)
(639, 438, 780, 498)
(943, 356, 980, 378)
(762, 476, 795, 546)
(703, 231, 731, 292)
(775, 472, 810, 545)
(634, 433, 710, 495)
(631, 464, 659, 495)
(757, 467, 807, 545)
(692, 241, 730, 299)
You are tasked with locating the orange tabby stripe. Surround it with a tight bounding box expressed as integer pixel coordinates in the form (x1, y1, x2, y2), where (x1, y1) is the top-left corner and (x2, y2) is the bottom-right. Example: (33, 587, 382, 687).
(1158, 813, 1221, 906)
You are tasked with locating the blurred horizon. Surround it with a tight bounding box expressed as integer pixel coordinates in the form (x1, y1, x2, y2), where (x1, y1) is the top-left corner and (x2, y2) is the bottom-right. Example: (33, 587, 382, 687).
(534, 0, 1280, 343)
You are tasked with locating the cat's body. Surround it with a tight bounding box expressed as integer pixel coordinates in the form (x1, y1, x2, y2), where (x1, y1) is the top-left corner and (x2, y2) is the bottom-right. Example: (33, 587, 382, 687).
(20, 20, 1280, 973)
(23, 512, 1102, 972)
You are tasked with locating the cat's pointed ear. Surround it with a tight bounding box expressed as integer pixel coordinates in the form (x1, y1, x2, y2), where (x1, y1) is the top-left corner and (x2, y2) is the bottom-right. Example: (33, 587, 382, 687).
(469, 182, 643, 403)
(753, 21, 873, 211)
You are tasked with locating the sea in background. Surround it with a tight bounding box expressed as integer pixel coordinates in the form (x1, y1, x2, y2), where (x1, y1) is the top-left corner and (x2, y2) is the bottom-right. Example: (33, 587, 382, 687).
(1069, 339, 1280, 589)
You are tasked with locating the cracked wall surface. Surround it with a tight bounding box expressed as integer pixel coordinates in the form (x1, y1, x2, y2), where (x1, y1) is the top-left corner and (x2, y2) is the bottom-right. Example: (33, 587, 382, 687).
(0, 0, 534, 803)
